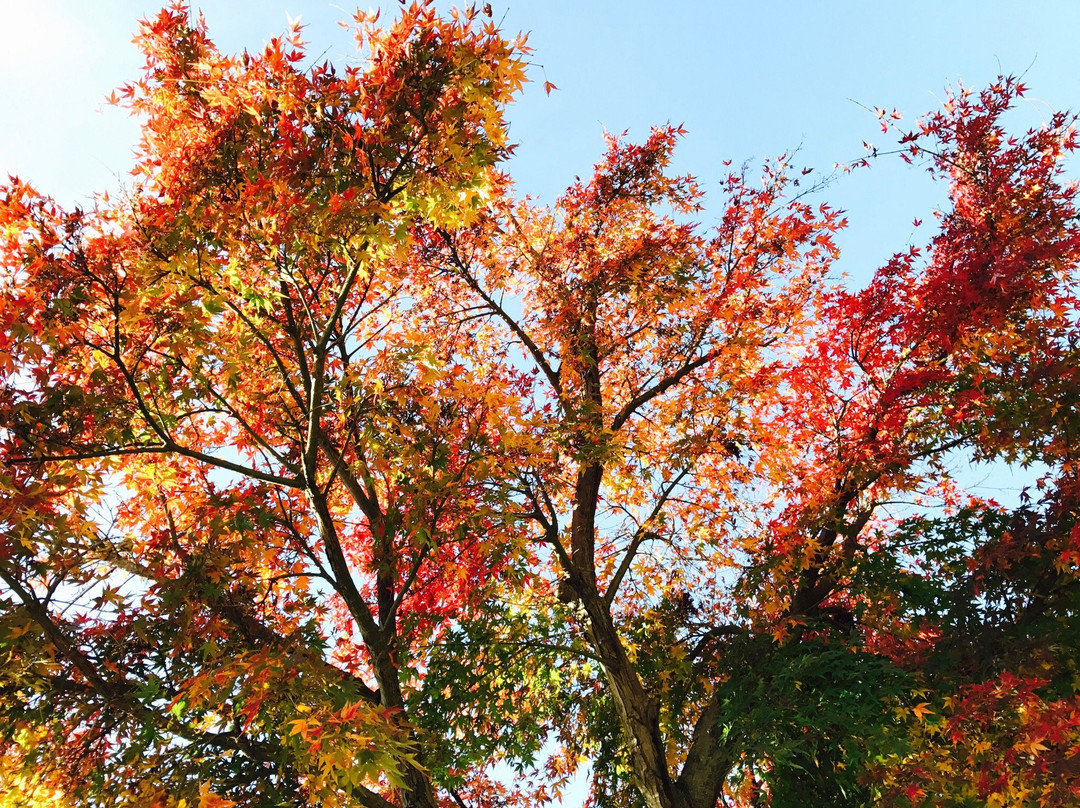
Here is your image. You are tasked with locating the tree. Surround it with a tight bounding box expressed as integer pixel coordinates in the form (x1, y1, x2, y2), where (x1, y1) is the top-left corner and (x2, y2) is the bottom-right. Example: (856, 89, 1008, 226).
(1, 4, 1078, 808)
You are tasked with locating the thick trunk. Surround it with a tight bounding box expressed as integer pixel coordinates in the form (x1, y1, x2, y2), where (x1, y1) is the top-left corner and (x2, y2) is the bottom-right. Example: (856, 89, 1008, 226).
(567, 456, 675, 808)
(570, 484, 735, 808)
(367, 603, 438, 808)
(399, 770, 439, 808)
(570, 461, 603, 577)
(366, 638, 439, 808)
(582, 596, 675, 808)
(674, 693, 736, 808)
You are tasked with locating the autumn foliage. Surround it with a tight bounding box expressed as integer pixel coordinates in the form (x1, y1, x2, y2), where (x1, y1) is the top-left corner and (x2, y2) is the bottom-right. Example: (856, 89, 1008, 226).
(2, 4, 1079, 808)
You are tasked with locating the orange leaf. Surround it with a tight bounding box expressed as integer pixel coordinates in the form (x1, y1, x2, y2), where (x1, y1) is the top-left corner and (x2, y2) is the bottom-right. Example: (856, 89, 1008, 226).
(912, 702, 935, 722)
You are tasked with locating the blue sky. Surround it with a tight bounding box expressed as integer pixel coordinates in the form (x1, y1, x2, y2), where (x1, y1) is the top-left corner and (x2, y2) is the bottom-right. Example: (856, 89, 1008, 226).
(2, 1, 1078, 802)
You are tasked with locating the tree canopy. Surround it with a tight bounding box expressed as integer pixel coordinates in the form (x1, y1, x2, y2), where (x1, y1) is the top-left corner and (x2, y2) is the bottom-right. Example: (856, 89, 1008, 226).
(1, 4, 1078, 807)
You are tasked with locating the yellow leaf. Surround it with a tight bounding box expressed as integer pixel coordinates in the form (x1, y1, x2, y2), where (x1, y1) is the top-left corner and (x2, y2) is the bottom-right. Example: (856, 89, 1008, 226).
(912, 702, 934, 721)
(1023, 738, 1049, 756)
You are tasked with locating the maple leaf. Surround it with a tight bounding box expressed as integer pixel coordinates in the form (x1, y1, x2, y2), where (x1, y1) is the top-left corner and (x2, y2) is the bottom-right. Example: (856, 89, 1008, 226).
(912, 702, 935, 721)
(1023, 738, 1049, 756)
(198, 783, 238, 808)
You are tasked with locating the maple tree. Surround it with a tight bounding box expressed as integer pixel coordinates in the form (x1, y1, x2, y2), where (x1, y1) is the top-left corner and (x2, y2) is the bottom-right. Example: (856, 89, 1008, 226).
(2, 4, 1079, 808)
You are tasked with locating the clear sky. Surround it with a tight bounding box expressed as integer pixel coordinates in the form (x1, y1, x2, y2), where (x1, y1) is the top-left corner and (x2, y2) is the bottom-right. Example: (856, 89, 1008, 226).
(2, 1, 1079, 803)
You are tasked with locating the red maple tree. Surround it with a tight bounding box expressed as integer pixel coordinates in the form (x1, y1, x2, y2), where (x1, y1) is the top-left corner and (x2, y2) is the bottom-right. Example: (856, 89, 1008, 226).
(1, 6, 1078, 808)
